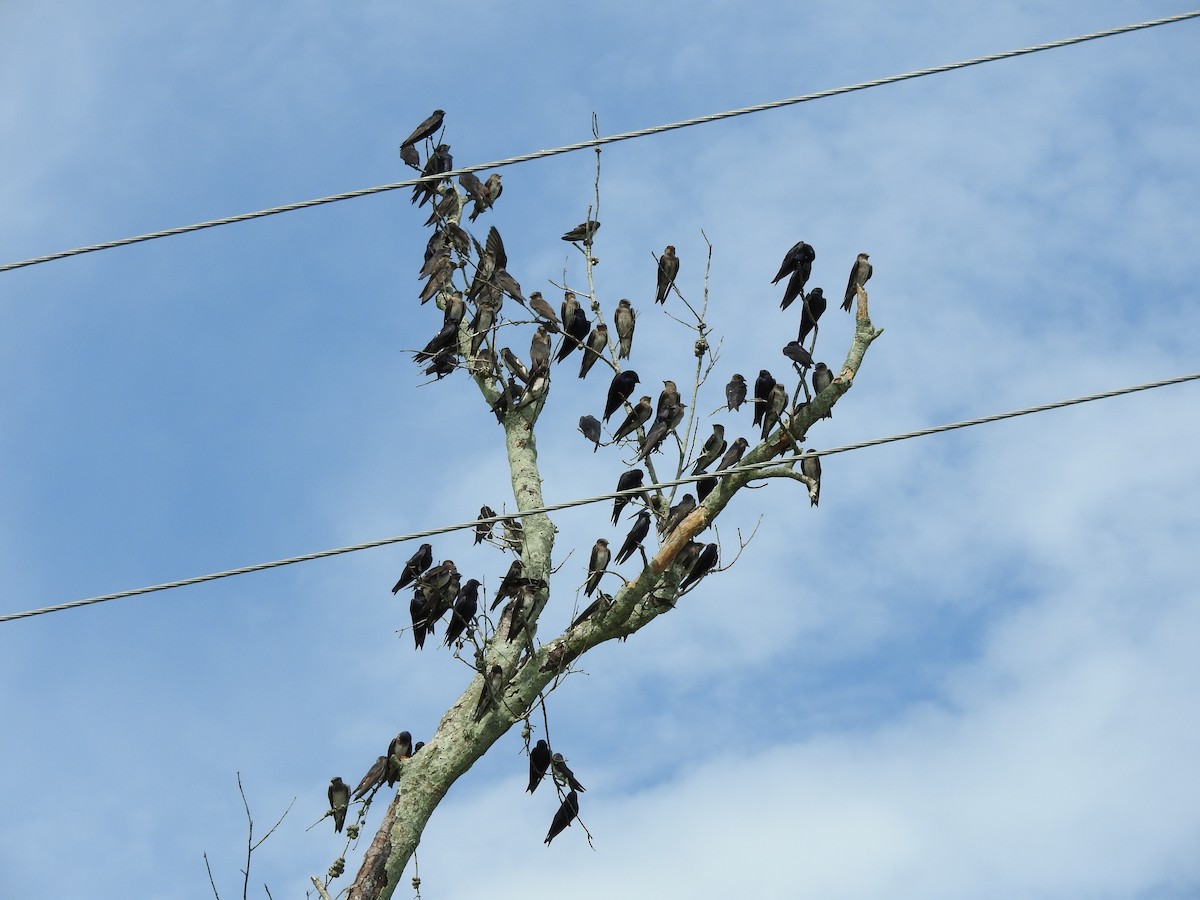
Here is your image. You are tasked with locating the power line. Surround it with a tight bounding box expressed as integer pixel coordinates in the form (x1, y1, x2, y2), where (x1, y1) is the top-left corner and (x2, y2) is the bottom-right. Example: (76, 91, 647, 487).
(2, 370, 1195, 625)
(3, 10, 1197, 276)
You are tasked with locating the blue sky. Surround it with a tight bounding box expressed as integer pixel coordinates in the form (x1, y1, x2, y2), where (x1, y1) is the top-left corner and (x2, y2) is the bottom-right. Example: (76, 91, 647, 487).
(2, 2, 1199, 898)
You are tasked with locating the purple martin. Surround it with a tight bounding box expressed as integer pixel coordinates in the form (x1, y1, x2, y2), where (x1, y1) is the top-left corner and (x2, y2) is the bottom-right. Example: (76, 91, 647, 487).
(442, 291, 465, 328)
(637, 401, 685, 461)
(352, 756, 387, 801)
(696, 476, 717, 502)
(392, 543, 433, 594)
(399, 142, 420, 170)
(656, 380, 681, 418)
(418, 254, 454, 305)
(556, 306, 590, 363)
(680, 542, 719, 592)
(614, 299, 636, 359)
(812, 362, 834, 416)
(773, 241, 816, 310)
(656, 245, 679, 304)
(551, 753, 586, 793)
(412, 144, 452, 208)
(415, 321, 458, 363)
(502, 517, 525, 553)
(530, 325, 552, 373)
(783, 341, 814, 370)
(561, 220, 600, 245)
(500, 584, 536, 643)
(491, 559, 525, 612)
(459, 172, 490, 220)
(569, 591, 611, 629)
(444, 578, 480, 647)
(413, 742, 425, 754)
(475, 507, 496, 545)
(470, 346, 496, 379)
(561, 291, 579, 328)
(716, 436, 750, 473)
(578, 414, 602, 451)
(604, 370, 640, 422)
(501, 347, 530, 384)
(798, 287, 827, 345)
(424, 187, 461, 227)
(490, 378, 513, 422)
(493, 269, 526, 306)
(389, 731, 414, 762)
(752, 370, 776, 428)
(612, 468, 645, 524)
(578, 322, 608, 379)
(410, 589, 431, 649)
(614, 509, 652, 565)
(801, 450, 822, 507)
(476, 173, 503, 220)
(468, 293, 502, 358)
(662, 493, 697, 537)
(544, 790, 580, 845)
(528, 739, 552, 793)
(528, 292, 561, 330)
(761, 383, 789, 440)
(726, 373, 747, 412)
(842, 252, 873, 312)
(423, 348, 456, 379)
(473, 664, 506, 722)
(484, 225, 508, 272)
(612, 395, 653, 442)
(399, 109, 445, 149)
(690, 424, 727, 475)
(515, 365, 549, 410)
(585, 539, 610, 596)
(466, 245, 497, 303)
(328, 777, 350, 833)
(674, 541, 703, 583)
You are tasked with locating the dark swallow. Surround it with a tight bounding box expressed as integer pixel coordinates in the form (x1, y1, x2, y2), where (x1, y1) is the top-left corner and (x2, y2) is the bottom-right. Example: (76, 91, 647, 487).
(801, 451, 822, 507)
(413, 742, 425, 754)
(604, 370, 640, 422)
(484, 225, 508, 272)
(578, 323, 608, 379)
(501, 348, 531, 384)
(528, 740, 552, 793)
(561, 291, 579, 329)
(774, 241, 816, 310)
(423, 348, 457, 379)
(399, 142, 420, 170)
(561, 221, 600, 244)
(612, 469, 645, 524)
(415, 322, 457, 364)
(612, 396, 653, 442)
(842, 252, 873, 311)
(726, 374, 747, 412)
(656, 380, 681, 418)
(569, 591, 611, 629)
(474, 663, 506, 721)
(466, 245, 497, 304)
(490, 378, 513, 422)
(528, 292, 561, 330)
(491, 559, 525, 611)
(578, 414, 602, 451)
(656, 245, 680, 304)
(529, 326, 552, 373)
(637, 402, 686, 461)
(400, 109, 445, 149)
(500, 583, 536, 643)
(544, 790, 580, 845)
(459, 172, 490, 220)
(328, 777, 350, 833)
(444, 578, 480, 647)
(392, 543, 433, 594)
(798, 287, 827, 345)
(696, 476, 717, 502)
(442, 291, 465, 328)
(410, 590, 430, 649)
(761, 383, 789, 440)
(690, 424, 727, 475)
(469, 346, 495, 379)
(752, 370, 776, 428)
(662, 493, 697, 536)
(389, 731, 414, 762)
(556, 307, 590, 363)
(474, 508, 496, 545)
(812, 362, 833, 417)
(783, 341, 814, 370)
(501, 517, 525, 553)
(551, 753, 586, 793)
(418, 254, 454, 305)
(493, 269, 526, 306)
(614, 509, 652, 565)
(716, 436, 750, 473)
(412, 144, 453, 208)
(468, 293, 502, 358)
(515, 366, 549, 410)
(424, 187, 461, 227)
(585, 539, 610, 596)
(614, 299, 636, 359)
(680, 542, 718, 592)
(481, 174, 503, 215)
(352, 756, 387, 801)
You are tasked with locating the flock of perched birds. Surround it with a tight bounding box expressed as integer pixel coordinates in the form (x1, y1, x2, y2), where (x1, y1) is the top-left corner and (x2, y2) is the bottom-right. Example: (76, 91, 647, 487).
(325, 110, 875, 851)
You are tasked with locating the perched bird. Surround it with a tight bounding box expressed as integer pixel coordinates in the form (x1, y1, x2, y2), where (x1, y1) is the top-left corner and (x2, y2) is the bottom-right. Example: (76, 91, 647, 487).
(475, 506, 496, 544)
(680, 543, 719, 592)
(614, 509, 652, 565)
(716, 436, 750, 473)
(556, 307, 590, 363)
(410, 590, 431, 649)
(783, 341, 814, 370)
(561, 291, 579, 328)
(412, 144, 453, 207)
(752, 370, 776, 428)
(328, 778, 350, 833)
(561, 221, 600, 244)
(801, 451, 822, 507)
(493, 269, 526, 305)
(696, 476, 717, 503)
(614, 299, 636, 359)
(604, 371, 640, 422)
(842, 253, 873, 311)
(386, 731, 414, 786)
(636, 402, 684, 461)
(812, 362, 833, 402)
(442, 291, 465, 328)
(585, 539, 610, 596)
(468, 346, 495, 379)
(413, 742, 425, 754)
(544, 790, 580, 845)
(424, 187, 460, 227)
(352, 756, 387, 801)
(656, 380, 681, 418)
(444, 579, 480, 647)
(722, 374, 746, 412)
(528, 292, 560, 330)
(761, 383, 789, 440)
(459, 172, 492, 221)
(491, 559, 525, 611)
(551, 753, 586, 792)
(578, 415, 602, 451)
(392, 543, 433, 594)
(797, 287, 827, 345)
(500, 348, 530, 385)
(516, 366, 549, 410)
(612, 395, 653, 442)
(656, 245, 680, 304)
(612, 469, 645, 524)
(662, 493, 697, 536)
(423, 348, 456, 379)
(579, 323, 608, 379)
(499, 583, 536, 643)
(528, 740, 552, 793)
(399, 109, 445, 149)
(502, 517, 525, 552)
(480, 174, 503, 217)
(474, 663, 506, 721)
(773, 241, 816, 310)
(529, 326, 552, 373)
(399, 142, 419, 170)
(690, 424, 727, 475)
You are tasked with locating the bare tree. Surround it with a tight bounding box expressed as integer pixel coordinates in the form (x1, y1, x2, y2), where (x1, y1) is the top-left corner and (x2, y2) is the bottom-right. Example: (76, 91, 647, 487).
(318, 119, 882, 900)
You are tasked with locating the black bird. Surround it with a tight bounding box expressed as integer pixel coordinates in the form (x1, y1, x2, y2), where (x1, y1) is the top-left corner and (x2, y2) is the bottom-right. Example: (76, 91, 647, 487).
(444, 579, 480, 647)
(612, 395, 653, 442)
(528, 740, 552, 794)
(842, 253, 873, 311)
(500, 583, 536, 643)
(579, 323, 608, 379)
(556, 307, 590, 363)
(662, 493, 697, 536)
(352, 756, 387, 801)
(424, 187, 460, 226)
(636, 402, 685, 461)
(423, 348, 456, 379)
(474, 663, 505, 721)
(412, 144, 453, 208)
(328, 778, 350, 833)
(656, 245, 680, 304)
(615, 510, 652, 565)
(585, 539, 610, 596)
(544, 790, 580, 845)
(386, 731, 414, 786)
(399, 109, 445, 149)
(475, 506, 496, 544)
(561, 221, 600, 244)
(614, 299, 636, 359)
(578, 414, 602, 450)
(528, 292, 560, 330)
(716, 436, 750, 473)
(798, 287, 827, 345)
(399, 142, 419, 170)
(491, 559, 525, 611)
(761, 383, 788, 440)
(752, 370, 776, 428)
(773, 241, 816, 310)
(612, 469, 645, 524)
(801, 451, 822, 507)
(726, 374, 747, 412)
(551, 753, 586, 792)
(604, 370, 640, 422)
(392, 544, 433, 594)
(783, 341, 814, 370)
(410, 590, 431, 649)
(691, 424, 727, 475)
(680, 543, 719, 592)
(413, 742, 425, 754)
(696, 476, 717, 503)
